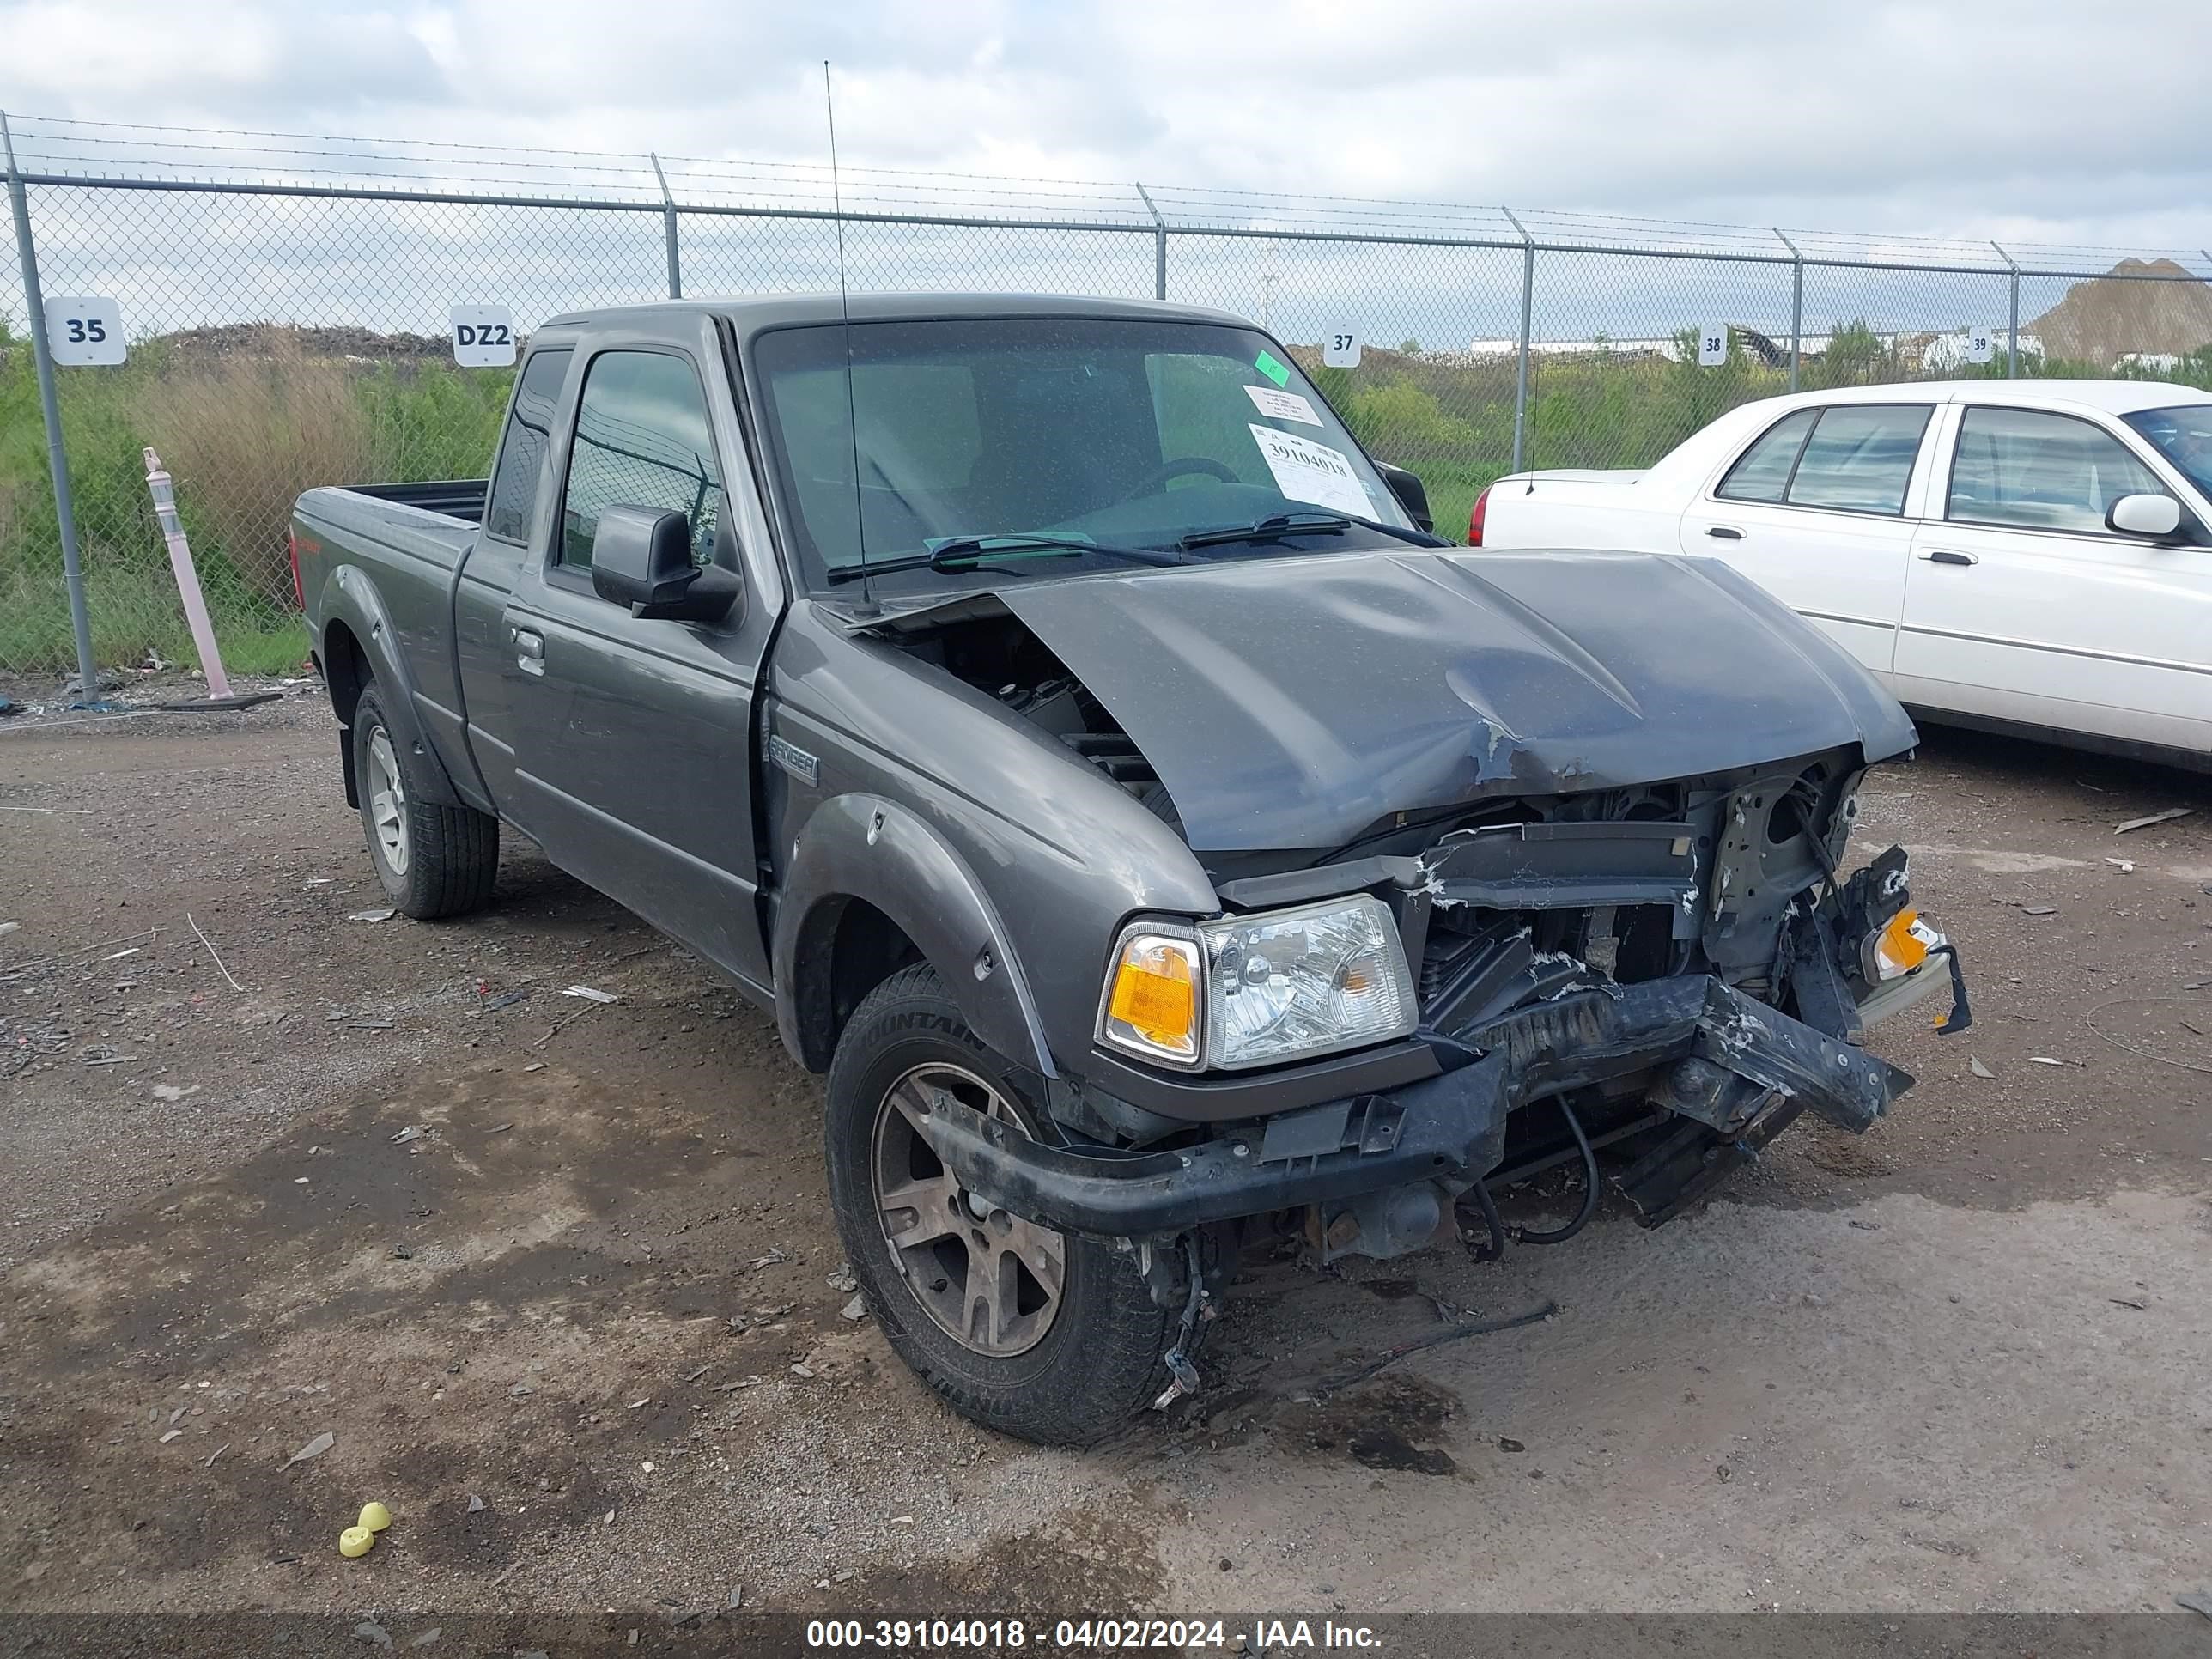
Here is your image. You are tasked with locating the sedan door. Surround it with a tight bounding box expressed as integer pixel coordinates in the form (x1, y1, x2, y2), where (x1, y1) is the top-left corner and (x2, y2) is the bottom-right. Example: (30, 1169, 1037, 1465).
(1896, 402, 2212, 754)
(500, 324, 783, 992)
(1679, 400, 1936, 678)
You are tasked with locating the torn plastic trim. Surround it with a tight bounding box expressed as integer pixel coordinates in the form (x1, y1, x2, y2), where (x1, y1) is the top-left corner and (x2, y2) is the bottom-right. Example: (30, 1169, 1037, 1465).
(906, 971, 1911, 1240)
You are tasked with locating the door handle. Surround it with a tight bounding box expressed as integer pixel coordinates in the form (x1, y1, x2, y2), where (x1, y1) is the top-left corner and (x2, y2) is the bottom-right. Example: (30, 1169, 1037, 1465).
(510, 626, 545, 676)
(1705, 526, 1745, 541)
(1921, 549, 1978, 567)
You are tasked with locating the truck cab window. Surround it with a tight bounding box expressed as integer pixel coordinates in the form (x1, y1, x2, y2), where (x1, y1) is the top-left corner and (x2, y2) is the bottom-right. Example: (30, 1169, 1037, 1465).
(483, 348, 572, 544)
(560, 350, 723, 571)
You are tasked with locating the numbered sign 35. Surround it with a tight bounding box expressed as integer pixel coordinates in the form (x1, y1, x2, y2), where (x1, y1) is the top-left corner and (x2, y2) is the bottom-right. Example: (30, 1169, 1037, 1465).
(46, 297, 126, 366)
(450, 305, 517, 368)
(1322, 326, 1361, 368)
(1696, 325, 1728, 368)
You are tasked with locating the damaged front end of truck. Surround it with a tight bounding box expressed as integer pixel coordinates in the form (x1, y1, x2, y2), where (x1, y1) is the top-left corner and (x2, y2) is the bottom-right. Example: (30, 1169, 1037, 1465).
(832, 547, 1972, 1403)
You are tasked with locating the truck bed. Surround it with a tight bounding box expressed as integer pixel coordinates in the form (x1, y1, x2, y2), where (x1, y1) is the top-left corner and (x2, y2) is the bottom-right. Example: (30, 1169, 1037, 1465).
(346, 478, 489, 524)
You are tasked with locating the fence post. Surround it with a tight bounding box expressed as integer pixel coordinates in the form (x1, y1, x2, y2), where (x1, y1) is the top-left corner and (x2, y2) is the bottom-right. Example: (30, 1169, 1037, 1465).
(1133, 182, 1166, 301)
(1992, 242, 2018, 377)
(1503, 206, 1534, 473)
(3, 111, 106, 706)
(650, 152, 681, 299)
(1774, 228, 1804, 393)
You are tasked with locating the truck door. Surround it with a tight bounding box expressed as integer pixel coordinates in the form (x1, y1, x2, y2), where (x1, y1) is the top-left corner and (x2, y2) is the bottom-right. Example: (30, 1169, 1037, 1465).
(500, 320, 781, 992)
(455, 343, 572, 824)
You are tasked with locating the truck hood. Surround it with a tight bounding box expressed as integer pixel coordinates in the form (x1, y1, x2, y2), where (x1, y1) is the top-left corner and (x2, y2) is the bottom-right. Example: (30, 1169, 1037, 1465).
(986, 549, 1917, 852)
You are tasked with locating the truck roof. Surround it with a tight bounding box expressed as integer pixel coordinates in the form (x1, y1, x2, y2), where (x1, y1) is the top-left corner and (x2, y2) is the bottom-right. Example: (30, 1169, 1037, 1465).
(538, 292, 1258, 337)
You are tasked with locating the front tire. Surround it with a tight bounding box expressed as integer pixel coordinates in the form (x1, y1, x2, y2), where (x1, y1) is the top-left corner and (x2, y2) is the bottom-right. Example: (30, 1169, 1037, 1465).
(352, 685, 500, 920)
(824, 963, 1176, 1446)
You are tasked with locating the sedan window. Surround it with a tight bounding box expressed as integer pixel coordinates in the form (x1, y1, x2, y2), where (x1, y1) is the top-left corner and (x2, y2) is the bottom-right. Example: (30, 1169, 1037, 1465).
(1715, 408, 1817, 503)
(1951, 405, 2167, 534)
(1784, 404, 1930, 514)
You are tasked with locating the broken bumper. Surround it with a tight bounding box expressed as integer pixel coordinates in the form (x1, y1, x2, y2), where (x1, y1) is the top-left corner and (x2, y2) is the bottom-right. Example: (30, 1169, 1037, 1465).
(912, 973, 1917, 1240)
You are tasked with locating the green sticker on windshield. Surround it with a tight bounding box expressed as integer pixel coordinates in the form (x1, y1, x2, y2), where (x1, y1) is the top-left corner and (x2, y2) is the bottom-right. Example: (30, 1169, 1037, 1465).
(1254, 349, 1291, 387)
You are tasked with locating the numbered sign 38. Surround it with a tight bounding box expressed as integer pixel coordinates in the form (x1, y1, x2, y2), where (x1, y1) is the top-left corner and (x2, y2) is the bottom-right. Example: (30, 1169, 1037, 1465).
(1696, 324, 1728, 368)
(450, 305, 517, 368)
(46, 297, 126, 366)
(1322, 326, 1361, 368)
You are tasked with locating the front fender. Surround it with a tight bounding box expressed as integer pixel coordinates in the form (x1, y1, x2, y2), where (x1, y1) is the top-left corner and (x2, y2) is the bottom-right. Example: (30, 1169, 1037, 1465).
(774, 793, 1054, 1078)
(322, 563, 467, 809)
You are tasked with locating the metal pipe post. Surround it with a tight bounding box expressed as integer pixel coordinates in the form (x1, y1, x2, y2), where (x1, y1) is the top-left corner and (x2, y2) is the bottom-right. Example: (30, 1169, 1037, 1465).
(1503, 206, 1534, 473)
(3, 111, 105, 706)
(1774, 228, 1804, 392)
(1134, 182, 1166, 301)
(1992, 242, 2019, 377)
(650, 152, 681, 299)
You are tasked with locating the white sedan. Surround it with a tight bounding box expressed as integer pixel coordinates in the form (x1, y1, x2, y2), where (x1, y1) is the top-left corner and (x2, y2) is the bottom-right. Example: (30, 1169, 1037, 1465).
(1470, 380, 2212, 769)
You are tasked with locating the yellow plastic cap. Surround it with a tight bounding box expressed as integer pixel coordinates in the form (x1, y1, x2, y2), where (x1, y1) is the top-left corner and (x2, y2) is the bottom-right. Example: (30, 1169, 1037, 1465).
(359, 1502, 392, 1533)
(339, 1526, 375, 1559)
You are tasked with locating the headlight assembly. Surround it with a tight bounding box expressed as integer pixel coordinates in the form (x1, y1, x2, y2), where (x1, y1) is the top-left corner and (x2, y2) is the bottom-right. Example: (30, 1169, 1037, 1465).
(1097, 896, 1417, 1072)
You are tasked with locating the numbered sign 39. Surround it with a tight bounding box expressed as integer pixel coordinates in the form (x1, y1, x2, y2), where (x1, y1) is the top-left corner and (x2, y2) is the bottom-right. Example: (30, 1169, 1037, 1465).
(1322, 326, 1361, 368)
(46, 297, 126, 366)
(450, 305, 517, 368)
(1696, 325, 1728, 368)
(1963, 328, 1995, 365)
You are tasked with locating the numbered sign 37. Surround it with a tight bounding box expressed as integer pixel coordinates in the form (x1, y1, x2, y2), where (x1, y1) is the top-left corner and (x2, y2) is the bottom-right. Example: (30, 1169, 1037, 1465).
(46, 297, 126, 366)
(1322, 326, 1361, 368)
(450, 305, 517, 368)
(1696, 324, 1728, 368)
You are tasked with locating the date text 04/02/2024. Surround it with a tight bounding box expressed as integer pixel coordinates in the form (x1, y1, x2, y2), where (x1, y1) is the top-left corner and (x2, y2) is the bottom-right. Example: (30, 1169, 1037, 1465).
(804, 1617, 1384, 1650)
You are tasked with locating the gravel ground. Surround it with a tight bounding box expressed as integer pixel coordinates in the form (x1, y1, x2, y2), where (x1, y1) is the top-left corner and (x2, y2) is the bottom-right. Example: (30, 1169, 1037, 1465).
(1, 686, 2207, 1620)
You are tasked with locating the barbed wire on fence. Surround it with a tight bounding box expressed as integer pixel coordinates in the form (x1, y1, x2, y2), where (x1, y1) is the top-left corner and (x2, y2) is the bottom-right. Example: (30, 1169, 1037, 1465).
(4, 109, 2211, 681)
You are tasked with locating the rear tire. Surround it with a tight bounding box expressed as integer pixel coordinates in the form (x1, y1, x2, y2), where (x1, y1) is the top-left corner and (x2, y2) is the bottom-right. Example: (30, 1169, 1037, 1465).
(824, 963, 1176, 1446)
(353, 684, 499, 920)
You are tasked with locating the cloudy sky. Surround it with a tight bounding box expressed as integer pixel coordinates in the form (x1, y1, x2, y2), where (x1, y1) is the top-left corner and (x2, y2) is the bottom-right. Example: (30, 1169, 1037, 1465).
(3, 0, 2209, 253)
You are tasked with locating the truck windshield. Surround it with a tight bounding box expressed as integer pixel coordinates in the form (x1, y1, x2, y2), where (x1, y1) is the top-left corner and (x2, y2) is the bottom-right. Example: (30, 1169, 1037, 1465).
(747, 316, 1417, 592)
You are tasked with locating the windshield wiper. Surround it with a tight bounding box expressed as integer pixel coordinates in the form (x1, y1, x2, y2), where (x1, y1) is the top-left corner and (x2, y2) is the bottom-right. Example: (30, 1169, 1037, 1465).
(1175, 511, 1449, 551)
(823, 533, 1182, 585)
(1177, 512, 1352, 550)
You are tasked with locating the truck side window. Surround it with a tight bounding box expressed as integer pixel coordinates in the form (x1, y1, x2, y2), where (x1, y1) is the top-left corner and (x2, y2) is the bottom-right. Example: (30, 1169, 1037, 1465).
(560, 350, 724, 571)
(484, 348, 573, 544)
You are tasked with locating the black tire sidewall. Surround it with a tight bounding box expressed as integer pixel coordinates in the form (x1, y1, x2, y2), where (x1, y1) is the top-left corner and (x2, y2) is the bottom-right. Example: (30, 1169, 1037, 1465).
(824, 965, 1170, 1438)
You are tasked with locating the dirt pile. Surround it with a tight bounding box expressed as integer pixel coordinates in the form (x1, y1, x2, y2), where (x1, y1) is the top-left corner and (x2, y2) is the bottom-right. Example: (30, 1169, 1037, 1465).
(2026, 257, 2212, 366)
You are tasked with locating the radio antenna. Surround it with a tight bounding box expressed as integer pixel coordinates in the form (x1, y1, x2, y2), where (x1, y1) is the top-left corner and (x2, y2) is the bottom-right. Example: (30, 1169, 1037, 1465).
(823, 61, 872, 614)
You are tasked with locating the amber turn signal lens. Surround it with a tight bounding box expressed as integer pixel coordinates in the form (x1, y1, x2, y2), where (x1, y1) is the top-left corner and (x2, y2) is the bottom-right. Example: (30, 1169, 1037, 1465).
(1105, 937, 1199, 1059)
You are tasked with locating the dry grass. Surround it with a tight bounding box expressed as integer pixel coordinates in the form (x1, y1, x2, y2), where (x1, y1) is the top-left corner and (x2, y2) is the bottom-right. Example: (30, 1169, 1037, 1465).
(142, 332, 373, 601)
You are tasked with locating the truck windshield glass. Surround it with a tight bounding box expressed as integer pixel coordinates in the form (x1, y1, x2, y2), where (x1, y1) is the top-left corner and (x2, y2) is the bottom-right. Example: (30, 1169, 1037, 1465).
(748, 317, 1414, 592)
(2122, 403, 2212, 501)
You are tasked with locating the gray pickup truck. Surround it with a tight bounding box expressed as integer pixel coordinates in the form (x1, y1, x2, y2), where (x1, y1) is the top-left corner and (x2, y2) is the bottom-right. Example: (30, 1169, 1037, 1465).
(295, 294, 1970, 1444)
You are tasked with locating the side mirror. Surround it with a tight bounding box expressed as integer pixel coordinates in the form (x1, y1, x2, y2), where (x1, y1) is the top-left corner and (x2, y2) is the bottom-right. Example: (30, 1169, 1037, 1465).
(589, 504, 743, 624)
(2106, 492, 2182, 538)
(1376, 462, 1433, 534)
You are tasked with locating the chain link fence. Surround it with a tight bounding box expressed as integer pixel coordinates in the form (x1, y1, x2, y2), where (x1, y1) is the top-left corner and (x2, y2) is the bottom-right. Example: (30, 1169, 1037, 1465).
(6, 113, 2212, 681)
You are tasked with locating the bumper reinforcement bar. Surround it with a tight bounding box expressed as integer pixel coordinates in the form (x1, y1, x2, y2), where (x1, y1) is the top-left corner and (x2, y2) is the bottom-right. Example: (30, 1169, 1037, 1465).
(911, 974, 1913, 1239)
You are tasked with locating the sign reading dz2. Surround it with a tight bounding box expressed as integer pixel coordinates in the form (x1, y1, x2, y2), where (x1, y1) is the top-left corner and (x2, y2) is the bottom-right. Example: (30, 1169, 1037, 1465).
(46, 296, 127, 365)
(449, 305, 518, 368)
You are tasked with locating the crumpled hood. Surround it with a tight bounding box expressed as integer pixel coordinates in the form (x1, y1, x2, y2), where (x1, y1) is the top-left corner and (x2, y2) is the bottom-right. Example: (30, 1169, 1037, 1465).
(989, 549, 1917, 852)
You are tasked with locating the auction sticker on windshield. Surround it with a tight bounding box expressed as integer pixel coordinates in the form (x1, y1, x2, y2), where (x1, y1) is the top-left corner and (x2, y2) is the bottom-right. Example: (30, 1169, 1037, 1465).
(1243, 384, 1323, 426)
(1248, 423, 1371, 516)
